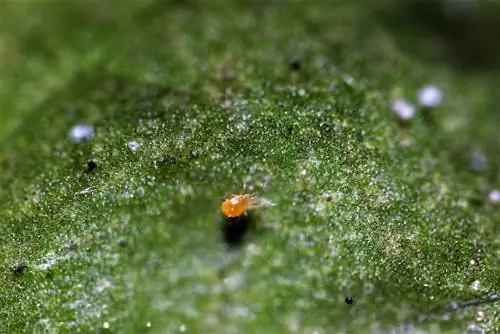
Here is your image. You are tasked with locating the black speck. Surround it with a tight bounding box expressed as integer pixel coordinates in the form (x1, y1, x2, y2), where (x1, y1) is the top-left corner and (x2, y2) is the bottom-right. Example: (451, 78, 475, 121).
(118, 238, 127, 247)
(86, 159, 97, 172)
(345, 296, 353, 304)
(10, 262, 28, 275)
(288, 58, 301, 71)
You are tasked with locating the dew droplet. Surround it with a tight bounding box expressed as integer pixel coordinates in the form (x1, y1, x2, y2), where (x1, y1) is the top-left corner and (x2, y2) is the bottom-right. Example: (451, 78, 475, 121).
(127, 141, 141, 152)
(391, 99, 415, 121)
(417, 85, 443, 108)
(69, 124, 94, 143)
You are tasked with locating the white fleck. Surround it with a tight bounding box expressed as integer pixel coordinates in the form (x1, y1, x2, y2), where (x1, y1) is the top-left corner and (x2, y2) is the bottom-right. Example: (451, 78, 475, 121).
(121, 190, 134, 199)
(75, 187, 93, 195)
(224, 273, 245, 291)
(103, 322, 110, 329)
(95, 278, 112, 293)
(476, 310, 485, 322)
(180, 324, 187, 332)
(417, 84, 443, 108)
(467, 323, 481, 331)
(127, 141, 141, 152)
(34, 252, 69, 270)
(300, 169, 307, 176)
(298, 89, 306, 96)
(488, 189, 500, 203)
(286, 313, 300, 333)
(471, 280, 481, 291)
(470, 259, 476, 266)
(390, 98, 416, 120)
(146, 321, 151, 328)
(344, 75, 355, 85)
(231, 306, 250, 318)
(69, 124, 94, 143)
(221, 99, 232, 108)
(253, 196, 277, 207)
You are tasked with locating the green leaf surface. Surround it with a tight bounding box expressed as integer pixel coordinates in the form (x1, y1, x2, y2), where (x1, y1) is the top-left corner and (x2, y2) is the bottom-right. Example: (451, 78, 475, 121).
(1, 1, 499, 333)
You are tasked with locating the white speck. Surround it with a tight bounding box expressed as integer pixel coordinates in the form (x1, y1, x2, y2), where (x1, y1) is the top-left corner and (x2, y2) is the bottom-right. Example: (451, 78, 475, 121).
(298, 89, 306, 96)
(475, 310, 485, 322)
(285, 313, 300, 333)
(221, 99, 232, 108)
(103, 322, 110, 329)
(390, 98, 416, 120)
(467, 323, 481, 331)
(344, 75, 355, 85)
(146, 321, 151, 328)
(224, 273, 245, 291)
(231, 306, 250, 318)
(488, 189, 500, 203)
(34, 252, 68, 270)
(470, 280, 481, 291)
(417, 85, 443, 108)
(95, 278, 112, 293)
(180, 324, 187, 332)
(75, 187, 93, 195)
(69, 124, 94, 143)
(127, 141, 141, 152)
(300, 169, 307, 176)
(470, 259, 476, 266)
(253, 196, 277, 207)
(121, 190, 134, 199)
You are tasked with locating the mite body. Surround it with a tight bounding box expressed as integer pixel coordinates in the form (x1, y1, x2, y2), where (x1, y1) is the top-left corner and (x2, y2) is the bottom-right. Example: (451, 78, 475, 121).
(221, 193, 256, 218)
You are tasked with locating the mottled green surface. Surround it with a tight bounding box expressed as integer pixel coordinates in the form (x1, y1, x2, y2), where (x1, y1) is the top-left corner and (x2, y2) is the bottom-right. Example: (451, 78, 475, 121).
(1, 1, 499, 333)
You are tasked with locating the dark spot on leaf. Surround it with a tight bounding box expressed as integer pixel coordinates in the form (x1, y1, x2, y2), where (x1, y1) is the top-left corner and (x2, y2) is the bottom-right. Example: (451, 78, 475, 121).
(288, 58, 302, 71)
(45, 269, 54, 279)
(10, 262, 28, 275)
(468, 196, 484, 207)
(220, 211, 258, 249)
(345, 296, 353, 304)
(86, 159, 97, 172)
(118, 238, 127, 247)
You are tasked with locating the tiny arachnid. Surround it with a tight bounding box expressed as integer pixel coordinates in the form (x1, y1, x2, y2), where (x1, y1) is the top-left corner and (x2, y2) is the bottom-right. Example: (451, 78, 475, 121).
(221, 193, 257, 218)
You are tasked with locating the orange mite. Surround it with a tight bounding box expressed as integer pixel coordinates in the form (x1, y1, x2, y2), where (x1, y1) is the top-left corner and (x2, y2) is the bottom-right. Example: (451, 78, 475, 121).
(221, 193, 256, 218)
